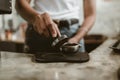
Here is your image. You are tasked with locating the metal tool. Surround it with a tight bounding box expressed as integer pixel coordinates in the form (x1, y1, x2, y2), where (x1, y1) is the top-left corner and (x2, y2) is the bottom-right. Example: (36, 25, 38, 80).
(52, 35, 68, 47)
(52, 35, 81, 54)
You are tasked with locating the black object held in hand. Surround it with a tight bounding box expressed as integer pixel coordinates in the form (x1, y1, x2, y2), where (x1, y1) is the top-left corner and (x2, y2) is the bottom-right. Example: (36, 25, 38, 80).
(52, 35, 81, 54)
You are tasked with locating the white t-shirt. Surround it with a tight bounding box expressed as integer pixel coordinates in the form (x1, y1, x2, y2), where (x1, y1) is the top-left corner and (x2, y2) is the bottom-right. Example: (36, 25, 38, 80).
(34, 0, 80, 19)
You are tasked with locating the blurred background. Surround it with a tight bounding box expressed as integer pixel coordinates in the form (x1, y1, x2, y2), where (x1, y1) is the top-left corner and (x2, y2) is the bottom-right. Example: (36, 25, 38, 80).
(0, 0, 120, 53)
(0, 1, 120, 80)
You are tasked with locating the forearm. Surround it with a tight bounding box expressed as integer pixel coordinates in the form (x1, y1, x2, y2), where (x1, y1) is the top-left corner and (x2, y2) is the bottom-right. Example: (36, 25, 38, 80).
(71, 0, 96, 42)
(75, 15, 96, 40)
(15, 0, 39, 23)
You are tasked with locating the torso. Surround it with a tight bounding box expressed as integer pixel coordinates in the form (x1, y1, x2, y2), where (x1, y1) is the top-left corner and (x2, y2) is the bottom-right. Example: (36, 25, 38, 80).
(34, 0, 80, 19)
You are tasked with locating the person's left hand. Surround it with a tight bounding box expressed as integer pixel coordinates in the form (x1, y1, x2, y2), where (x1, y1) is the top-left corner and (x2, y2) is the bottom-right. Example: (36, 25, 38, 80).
(68, 37, 79, 44)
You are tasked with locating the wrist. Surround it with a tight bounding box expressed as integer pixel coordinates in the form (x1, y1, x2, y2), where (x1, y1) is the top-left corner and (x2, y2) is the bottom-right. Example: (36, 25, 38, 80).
(74, 27, 89, 40)
(78, 27, 89, 33)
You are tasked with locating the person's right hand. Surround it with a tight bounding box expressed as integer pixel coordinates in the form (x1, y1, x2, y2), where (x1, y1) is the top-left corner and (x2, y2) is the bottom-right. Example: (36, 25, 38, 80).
(32, 13, 61, 38)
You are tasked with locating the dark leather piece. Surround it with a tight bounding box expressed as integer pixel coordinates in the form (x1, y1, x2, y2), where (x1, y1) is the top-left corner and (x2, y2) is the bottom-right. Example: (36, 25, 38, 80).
(53, 19, 79, 28)
(32, 52, 89, 63)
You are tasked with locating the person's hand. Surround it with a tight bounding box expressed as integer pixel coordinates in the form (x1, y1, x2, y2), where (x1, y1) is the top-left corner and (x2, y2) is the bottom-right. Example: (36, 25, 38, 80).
(68, 37, 79, 44)
(68, 27, 88, 44)
(32, 13, 61, 37)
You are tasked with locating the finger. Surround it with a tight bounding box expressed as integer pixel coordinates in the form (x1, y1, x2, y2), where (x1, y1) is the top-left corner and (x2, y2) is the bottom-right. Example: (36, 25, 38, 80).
(43, 29, 50, 37)
(54, 23, 61, 37)
(48, 23, 57, 37)
(42, 13, 53, 37)
(33, 23, 42, 34)
(34, 23, 43, 34)
(42, 13, 53, 26)
(42, 13, 57, 37)
(36, 15, 46, 34)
